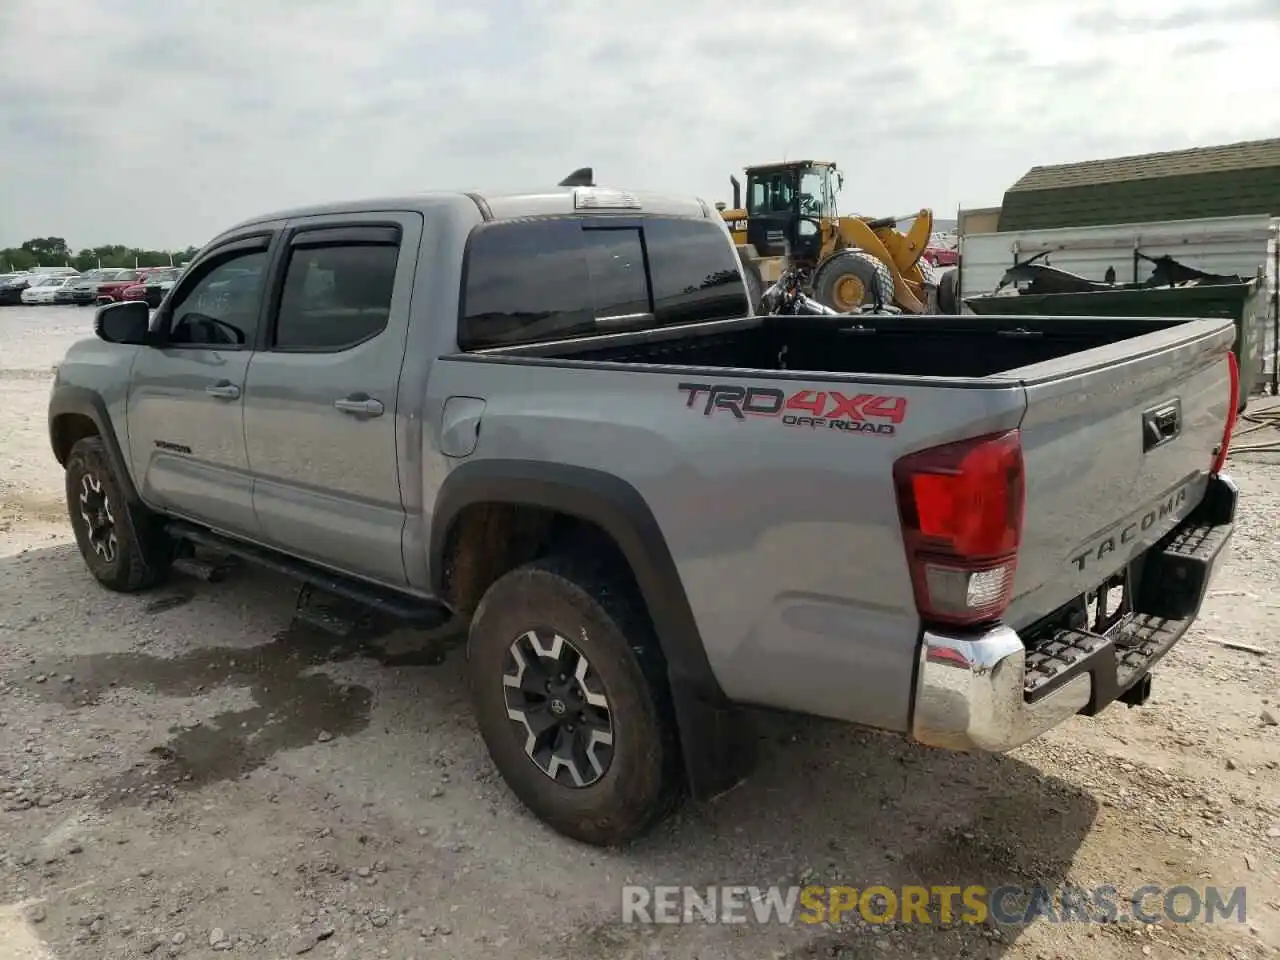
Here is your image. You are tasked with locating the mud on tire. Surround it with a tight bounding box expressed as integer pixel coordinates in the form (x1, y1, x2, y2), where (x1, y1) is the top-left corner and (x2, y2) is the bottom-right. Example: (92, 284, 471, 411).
(466, 553, 681, 846)
(64, 436, 172, 592)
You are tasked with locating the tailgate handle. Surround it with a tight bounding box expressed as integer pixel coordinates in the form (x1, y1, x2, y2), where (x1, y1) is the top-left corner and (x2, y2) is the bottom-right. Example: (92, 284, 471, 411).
(1142, 400, 1181, 452)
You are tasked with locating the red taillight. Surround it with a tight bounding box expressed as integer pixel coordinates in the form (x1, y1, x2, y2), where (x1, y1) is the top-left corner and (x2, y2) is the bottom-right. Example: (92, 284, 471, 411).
(893, 429, 1025, 626)
(1211, 350, 1239, 475)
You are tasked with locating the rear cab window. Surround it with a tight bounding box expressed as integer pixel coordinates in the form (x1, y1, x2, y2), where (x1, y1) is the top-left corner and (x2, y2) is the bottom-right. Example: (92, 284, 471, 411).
(458, 215, 748, 350)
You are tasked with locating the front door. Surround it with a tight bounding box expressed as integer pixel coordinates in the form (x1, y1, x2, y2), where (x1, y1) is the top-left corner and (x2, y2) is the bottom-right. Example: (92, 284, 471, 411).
(243, 213, 422, 587)
(126, 235, 274, 537)
(746, 169, 798, 260)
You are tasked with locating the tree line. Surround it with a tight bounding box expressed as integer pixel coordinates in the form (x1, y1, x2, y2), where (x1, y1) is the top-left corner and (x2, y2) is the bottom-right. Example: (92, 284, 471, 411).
(0, 237, 201, 273)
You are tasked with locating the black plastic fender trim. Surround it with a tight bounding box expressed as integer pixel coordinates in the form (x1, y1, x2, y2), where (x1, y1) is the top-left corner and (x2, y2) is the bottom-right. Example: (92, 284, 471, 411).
(47, 384, 141, 504)
(431, 459, 719, 695)
(430, 458, 757, 799)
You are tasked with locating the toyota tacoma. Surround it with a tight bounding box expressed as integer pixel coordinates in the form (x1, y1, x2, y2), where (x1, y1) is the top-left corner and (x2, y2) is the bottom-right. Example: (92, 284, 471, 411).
(48, 182, 1239, 846)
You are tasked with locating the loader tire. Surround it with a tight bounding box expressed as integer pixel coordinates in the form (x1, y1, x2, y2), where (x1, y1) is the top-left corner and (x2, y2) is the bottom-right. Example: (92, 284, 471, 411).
(813, 250, 894, 313)
(937, 268, 959, 314)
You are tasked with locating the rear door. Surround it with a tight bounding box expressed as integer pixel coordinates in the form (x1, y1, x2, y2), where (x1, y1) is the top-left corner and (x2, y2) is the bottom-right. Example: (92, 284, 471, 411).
(242, 212, 423, 587)
(126, 233, 275, 536)
(1005, 318, 1235, 629)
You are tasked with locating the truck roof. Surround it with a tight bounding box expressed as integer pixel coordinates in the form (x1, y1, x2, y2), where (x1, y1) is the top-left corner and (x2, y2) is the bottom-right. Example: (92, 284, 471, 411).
(229, 186, 717, 232)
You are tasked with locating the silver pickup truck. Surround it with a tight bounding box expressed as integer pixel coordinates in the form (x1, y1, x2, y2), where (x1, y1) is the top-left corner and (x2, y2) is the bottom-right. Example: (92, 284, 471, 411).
(49, 184, 1240, 847)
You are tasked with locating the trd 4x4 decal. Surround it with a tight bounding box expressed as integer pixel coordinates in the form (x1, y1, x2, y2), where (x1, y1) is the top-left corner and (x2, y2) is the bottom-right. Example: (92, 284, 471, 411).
(677, 383, 907, 436)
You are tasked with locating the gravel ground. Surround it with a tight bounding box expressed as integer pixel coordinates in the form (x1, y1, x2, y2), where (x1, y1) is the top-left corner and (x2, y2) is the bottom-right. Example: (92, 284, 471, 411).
(1, 306, 1278, 960)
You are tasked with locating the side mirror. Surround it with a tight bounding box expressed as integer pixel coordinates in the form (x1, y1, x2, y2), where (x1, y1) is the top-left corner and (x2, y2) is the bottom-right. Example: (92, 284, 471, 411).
(94, 300, 151, 345)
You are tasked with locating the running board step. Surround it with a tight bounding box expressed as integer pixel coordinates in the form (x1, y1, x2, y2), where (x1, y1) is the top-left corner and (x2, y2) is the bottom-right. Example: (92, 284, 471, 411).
(172, 554, 235, 583)
(164, 521, 452, 629)
(293, 584, 376, 638)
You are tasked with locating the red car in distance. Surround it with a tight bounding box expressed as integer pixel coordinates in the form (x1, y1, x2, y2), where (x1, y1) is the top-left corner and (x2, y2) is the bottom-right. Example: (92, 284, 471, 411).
(93, 269, 147, 304)
(97, 267, 174, 304)
(122, 266, 184, 308)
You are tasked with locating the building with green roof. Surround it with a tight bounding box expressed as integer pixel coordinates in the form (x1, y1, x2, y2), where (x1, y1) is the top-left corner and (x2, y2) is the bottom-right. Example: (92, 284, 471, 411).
(997, 138, 1280, 232)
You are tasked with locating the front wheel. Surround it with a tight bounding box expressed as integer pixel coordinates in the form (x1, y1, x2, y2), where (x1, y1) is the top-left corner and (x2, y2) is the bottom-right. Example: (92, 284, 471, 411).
(466, 554, 681, 846)
(64, 436, 172, 592)
(812, 250, 894, 312)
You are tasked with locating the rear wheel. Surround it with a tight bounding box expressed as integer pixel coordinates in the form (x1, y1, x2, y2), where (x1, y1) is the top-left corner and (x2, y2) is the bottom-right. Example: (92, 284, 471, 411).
(466, 553, 681, 846)
(813, 250, 894, 312)
(64, 436, 172, 592)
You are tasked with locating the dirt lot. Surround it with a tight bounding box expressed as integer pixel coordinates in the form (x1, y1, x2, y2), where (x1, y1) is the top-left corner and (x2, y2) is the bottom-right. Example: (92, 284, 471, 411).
(1, 306, 1278, 959)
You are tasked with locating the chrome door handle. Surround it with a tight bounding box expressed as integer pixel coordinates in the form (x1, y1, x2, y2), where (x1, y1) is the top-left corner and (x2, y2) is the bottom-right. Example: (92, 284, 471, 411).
(205, 381, 240, 400)
(334, 395, 384, 417)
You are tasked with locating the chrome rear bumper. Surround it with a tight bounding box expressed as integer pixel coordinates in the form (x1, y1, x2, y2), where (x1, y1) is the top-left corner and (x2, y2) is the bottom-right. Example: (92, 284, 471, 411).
(911, 476, 1236, 753)
(910, 626, 1091, 752)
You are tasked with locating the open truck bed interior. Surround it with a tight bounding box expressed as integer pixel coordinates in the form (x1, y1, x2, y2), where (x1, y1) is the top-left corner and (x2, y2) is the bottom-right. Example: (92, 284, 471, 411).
(480, 313, 1211, 380)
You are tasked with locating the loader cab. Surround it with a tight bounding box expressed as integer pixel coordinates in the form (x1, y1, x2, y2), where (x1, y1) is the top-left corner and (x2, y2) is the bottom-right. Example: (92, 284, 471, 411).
(742, 161, 840, 266)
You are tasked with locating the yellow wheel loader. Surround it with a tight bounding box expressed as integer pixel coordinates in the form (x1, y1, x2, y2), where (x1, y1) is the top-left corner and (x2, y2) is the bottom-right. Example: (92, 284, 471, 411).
(717, 160, 939, 313)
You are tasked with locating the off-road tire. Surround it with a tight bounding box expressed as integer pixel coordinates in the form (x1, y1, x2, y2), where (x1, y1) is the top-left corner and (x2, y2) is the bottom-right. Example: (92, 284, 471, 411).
(936, 268, 959, 314)
(467, 553, 681, 846)
(64, 436, 172, 592)
(813, 250, 894, 312)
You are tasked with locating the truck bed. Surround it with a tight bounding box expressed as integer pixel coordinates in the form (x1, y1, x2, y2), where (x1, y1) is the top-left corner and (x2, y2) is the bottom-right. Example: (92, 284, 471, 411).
(441, 312, 1235, 695)
(491, 313, 1197, 379)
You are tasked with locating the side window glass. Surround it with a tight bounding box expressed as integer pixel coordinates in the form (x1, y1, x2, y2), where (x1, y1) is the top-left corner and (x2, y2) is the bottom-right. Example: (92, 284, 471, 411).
(645, 218, 749, 325)
(459, 220, 593, 350)
(273, 243, 399, 351)
(168, 250, 268, 347)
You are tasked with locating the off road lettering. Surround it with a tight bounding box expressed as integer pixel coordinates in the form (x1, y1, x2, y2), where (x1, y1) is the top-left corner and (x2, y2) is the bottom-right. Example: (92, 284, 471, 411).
(680, 383, 908, 436)
(1070, 487, 1189, 571)
(783, 415, 827, 429)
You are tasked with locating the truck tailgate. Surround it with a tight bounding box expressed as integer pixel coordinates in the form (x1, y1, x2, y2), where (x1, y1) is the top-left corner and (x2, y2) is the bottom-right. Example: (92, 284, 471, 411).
(1004, 317, 1236, 630)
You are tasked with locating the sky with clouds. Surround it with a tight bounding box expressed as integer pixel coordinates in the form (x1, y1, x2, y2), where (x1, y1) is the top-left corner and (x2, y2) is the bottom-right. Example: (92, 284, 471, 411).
(2, 0, 1278, 251)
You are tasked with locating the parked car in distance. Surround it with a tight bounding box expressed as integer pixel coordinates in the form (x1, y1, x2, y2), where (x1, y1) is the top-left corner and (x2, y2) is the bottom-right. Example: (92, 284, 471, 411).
(0, 271, 34, 306)
(123, 266, 184, 309)
(57, 269, 124, 306)
(20, 275, 76, 305)
(93, 269, 147, 305)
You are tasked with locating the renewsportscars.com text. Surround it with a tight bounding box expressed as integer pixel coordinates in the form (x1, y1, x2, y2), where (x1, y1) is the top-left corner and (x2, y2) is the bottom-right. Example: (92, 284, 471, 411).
(621, 884, 1248, 926)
